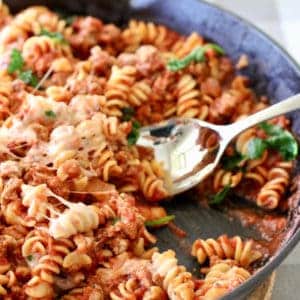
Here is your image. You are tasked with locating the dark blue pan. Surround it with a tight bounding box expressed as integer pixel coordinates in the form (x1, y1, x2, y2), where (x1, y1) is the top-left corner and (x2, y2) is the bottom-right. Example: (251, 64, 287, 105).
(7, 0, 300, 298)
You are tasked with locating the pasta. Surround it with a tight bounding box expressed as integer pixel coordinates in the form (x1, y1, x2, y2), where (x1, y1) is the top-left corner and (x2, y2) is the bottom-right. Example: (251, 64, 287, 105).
(191, 235, 263, 268)
(195, 260, 251, 300)
(0, 4, 297, 299)
(151, 250, 195, 300)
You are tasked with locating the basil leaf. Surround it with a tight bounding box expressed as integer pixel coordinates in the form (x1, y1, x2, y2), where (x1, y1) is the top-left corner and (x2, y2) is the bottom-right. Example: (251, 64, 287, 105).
(40, 29, 67, 44)
(8, 49, 24, 74)
(26, 255, 33, 261)
(260, 122, 298, 161)
(127, 121, 141, 145)
(266, 132, 298, 161)
(19, 70, 39, 87)
(45, 110, 56, 118)
(247, 138, 267, 159)
(167, 43, 225, 71)
(112, 217, 120, 225)
(221, 152, 245, 171)
(121, 107, 135, 121)
(203, 43, 225, 55)
(145, 215, 175, 227)
(209, 185, 231, 205)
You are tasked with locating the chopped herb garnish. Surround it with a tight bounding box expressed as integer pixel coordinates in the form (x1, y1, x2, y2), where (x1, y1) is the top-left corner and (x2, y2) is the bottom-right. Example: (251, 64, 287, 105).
(247, 122, 298, 161)
(8, 49, 24, 74)
(221, 152, 246, 171)
(122, 107, 135, 121)
(167, 43, 225, 71)
(45, 110, 57, 118)
(40, 29, 67, 44)
(127, 121, 141, 145)
(19, 70, 39, 87)
(64, 16, 76, 26)
(145, 215, 175, 227)
(209, 185, 231, 205)
(247, 138, 267, 160)
(26, 255, 33, 261)
(112, 217, 120, 225)
(7, 49, 40, 87)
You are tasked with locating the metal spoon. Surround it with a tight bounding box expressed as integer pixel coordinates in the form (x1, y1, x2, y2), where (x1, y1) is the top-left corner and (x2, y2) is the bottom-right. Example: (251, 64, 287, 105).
(136, 94, 300, 196)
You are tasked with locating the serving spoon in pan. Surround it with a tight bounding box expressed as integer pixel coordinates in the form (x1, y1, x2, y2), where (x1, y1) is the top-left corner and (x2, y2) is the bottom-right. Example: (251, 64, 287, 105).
(136, 94, 300, 196)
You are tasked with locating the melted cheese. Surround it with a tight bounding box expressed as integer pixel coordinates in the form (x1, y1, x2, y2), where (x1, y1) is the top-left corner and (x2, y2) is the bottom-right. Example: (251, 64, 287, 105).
(69, 95, 105, 123)
(47, 125, 80, 159)
(22, 94, 73, 125)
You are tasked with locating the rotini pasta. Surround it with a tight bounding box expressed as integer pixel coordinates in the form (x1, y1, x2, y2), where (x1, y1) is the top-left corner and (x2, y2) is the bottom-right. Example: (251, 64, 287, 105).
(191, 235, 263, 267)
(0, 4, 297, 300)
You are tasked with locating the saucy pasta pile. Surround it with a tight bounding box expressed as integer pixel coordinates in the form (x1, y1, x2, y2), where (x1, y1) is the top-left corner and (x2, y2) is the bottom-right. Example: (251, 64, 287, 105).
(0, 3, 298, 299)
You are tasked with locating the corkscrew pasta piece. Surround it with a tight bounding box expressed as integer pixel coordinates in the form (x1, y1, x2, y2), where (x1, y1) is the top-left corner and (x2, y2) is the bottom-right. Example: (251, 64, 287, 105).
(191, 235, 263, 267)
(213, 168, 243, 192)
(21, 184, 50, 221)
(176, 74, 208, 119)
(22, 35, 71, 74)
(0, 4, 297, 299)
(122, 20, 179, 52)
(105, 65, 136, 116)
(195, 261, 250, 300)
(14, 6, 65, 38)
(151, 250, 195, 300)
(49, 203, 100, 239)
(256, 161, 292, 209)
(139, 160, 168, 201)
(172, 32, 204, 58)
(0, 270, 17, 296)
(129, 80, 152, 107)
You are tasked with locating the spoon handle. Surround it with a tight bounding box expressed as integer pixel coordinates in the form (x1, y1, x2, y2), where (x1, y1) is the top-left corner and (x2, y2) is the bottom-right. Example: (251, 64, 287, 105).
(226, 93, 300, 137)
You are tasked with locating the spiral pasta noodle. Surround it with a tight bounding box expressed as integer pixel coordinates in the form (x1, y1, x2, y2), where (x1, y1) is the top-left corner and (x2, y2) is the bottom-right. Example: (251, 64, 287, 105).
(0, 4, 296, 299)
(176, 74, 208, 119)
(195, 260, 250, 300)
(191, 235, 263, 267)
(105, 65, 136, 117)
(151, 250, 194, 300)
(122, 20, 179, 52)
(256, 161, 292, 209)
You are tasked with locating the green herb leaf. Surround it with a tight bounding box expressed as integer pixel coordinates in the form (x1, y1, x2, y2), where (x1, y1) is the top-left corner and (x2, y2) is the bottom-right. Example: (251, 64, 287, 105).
(266, 132, 298, 161)
(8, 49, 24, 74)
(19, 70, 39, 87)
(112, 217, 120, 225)
(64, 16, 76, 26)
(221, 152, 246, 171)
(26, 255, 33, 261)
(45, 110, 57, 118)
(259, 122, 282, 135)
(127, 121, 141, 145)
(167, 43, 225, 71)
(122, 107, 135, 121)
(40, 29, 67, 44)
(247, 138, 267, 159)
(209, 185, 231, 205)
(260, 122, 298, 161)
(145, 215, 175, 227)
(203, 43, 225, 55)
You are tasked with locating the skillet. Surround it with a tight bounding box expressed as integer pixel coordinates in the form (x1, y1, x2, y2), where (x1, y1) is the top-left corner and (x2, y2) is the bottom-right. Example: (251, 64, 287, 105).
(6, 0, 300, 298)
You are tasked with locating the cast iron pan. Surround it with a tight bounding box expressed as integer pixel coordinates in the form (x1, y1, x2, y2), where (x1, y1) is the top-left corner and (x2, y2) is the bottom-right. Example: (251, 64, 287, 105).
(7, 0, 300, 299)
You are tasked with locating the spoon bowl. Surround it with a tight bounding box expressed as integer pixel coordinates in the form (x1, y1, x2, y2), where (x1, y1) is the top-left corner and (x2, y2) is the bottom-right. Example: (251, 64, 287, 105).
(137, 93, 300, 196)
